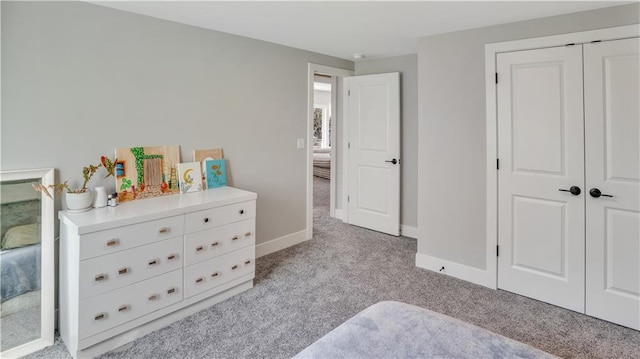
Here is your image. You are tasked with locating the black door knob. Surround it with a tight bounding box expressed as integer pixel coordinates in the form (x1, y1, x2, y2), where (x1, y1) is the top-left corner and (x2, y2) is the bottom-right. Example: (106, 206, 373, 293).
(559, 186, 581, 196)
(385, 159, 398, 165)
(589, 188, 613, 198)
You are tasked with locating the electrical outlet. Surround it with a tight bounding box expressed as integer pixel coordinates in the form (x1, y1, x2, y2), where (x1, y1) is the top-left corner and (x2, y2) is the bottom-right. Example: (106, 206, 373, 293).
(297, 138, 305, 149)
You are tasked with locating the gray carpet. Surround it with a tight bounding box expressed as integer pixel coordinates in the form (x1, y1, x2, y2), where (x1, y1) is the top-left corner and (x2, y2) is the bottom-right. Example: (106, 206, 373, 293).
(26, 177, 640, 358)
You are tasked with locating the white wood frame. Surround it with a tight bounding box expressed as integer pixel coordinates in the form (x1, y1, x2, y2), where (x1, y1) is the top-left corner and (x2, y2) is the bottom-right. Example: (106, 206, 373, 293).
(307, 63, 354, 240)
(0, 168, 55, 358)
(485, 24, 640, 289)
(341, 76, 349, 223)
(329, 75, 338, 219)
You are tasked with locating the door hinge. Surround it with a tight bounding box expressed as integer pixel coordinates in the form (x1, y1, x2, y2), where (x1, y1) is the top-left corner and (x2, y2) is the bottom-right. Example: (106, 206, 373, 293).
(348, 90, 351, 96)
(495, 73, 498, 84)
(496, 245, 499, 257)
(348, 142, 351, 149)
(497, 158, 499, 170)
(347, 196, 350, 202)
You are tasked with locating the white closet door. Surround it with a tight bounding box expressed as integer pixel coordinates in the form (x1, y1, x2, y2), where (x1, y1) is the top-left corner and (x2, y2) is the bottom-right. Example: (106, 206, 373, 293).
(497, 45, 585, 312)
(584, 37, 640, 330)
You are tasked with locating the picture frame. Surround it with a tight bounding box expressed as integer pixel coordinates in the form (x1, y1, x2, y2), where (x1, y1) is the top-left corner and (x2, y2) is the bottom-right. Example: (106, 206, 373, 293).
(177, 162, 203, 193)
(204, 159, 227, 189)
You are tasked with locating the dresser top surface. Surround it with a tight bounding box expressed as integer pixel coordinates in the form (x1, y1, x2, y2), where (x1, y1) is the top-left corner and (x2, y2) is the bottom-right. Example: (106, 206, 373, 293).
(59, 186, 257, 234)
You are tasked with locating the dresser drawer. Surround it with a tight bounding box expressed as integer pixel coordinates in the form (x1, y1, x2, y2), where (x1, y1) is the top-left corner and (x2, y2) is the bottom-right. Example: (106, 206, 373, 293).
(80, 215, 184, 260)
(184, 218, 255, 266)
(78, 269, 183, 339)
(184, 200, 255, 234)
(183, 246, 255, 299)
(79, 236, 183, 300)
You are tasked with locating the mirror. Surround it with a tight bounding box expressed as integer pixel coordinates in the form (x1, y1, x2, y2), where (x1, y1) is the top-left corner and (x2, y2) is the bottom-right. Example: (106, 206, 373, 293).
(0, 169, 54, 357)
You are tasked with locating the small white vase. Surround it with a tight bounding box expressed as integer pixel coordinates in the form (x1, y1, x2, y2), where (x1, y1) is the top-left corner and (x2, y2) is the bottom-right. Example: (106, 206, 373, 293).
(93, 186, 108, 208)
(65, 190, 93, 212)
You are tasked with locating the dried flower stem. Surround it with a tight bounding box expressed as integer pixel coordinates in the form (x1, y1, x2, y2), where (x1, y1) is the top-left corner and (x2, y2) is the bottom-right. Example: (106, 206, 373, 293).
(32, 155, 117, 196)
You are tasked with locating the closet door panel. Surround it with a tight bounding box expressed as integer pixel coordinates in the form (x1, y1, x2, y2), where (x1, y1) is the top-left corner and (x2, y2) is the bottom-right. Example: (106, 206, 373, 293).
(497, 45, 585, 312)
(584, 37, 640, 330)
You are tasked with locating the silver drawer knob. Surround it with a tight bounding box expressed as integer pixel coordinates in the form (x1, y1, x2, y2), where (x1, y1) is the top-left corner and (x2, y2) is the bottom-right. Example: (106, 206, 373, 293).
(195, 277, 204, 284)
(245, 231, 252, 237)
(232, 235, 239, 241)
(118, 305, 130, 312)
(245, 260, 251, 265)
(148, 294, 159, 301)
(167, 288, 176, 294)
(167, 254, 177, 261)
(94, 313, 107, 321)
(196, 245, 205, 252)
(231, 265, 239, 270)
(148, 259, 159, 267)
(95, 274, 107, 282)
(118, 267, 129, 275)
(211, 241, 220, 247)
(211, 272, 219, 278)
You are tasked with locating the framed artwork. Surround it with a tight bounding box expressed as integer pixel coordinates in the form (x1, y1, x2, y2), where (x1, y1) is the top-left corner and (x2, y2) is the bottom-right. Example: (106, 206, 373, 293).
(204, 159, 227, 189)
(114, 145, 180, 202)
(177, 162, 203, 193)
(193, 148, 223, 187)
(193, 148, 223, 163)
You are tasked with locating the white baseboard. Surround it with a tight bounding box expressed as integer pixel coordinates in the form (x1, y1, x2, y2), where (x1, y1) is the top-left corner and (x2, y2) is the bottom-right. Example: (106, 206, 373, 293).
(332, 211, 415, 238)
(256, 230, 308, 258)
(400, 225, 418, 239)
(415, 253, 494, 289)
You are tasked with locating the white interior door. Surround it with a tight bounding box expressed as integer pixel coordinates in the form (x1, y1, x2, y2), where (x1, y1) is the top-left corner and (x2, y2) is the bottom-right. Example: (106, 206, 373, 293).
(584, 37, 640, 330)
(345, 73, 400, 236)
(497, 46, 586, 312)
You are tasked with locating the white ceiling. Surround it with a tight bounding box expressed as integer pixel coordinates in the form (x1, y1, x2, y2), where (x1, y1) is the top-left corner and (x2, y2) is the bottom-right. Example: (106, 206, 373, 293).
(91, 1, 630, 60)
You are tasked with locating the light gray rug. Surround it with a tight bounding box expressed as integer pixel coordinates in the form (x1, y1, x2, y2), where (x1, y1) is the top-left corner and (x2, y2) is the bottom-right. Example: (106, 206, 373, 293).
(294, 301, 557, 358)
(26, 177, 640, 358)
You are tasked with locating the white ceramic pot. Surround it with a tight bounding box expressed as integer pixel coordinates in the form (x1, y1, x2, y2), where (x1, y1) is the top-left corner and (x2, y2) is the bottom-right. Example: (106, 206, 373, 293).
(65, 190, 93, 212)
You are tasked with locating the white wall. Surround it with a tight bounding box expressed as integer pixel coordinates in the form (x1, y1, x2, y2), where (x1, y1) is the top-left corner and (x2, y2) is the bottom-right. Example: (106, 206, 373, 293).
(417, 4, 640, 277)
(1, 1, 353, 245)
(313, 89, 331, 107)
(355, 54, 418, 229)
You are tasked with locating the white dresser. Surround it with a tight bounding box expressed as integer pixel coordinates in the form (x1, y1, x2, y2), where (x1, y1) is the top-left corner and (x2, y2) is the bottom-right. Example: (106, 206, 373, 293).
(58, 187, 257, 358)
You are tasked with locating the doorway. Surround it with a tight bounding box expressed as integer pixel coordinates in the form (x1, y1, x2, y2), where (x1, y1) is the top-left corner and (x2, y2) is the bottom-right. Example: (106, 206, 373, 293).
(306, 64, 354, 240)
(312, 74, 333, 218)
